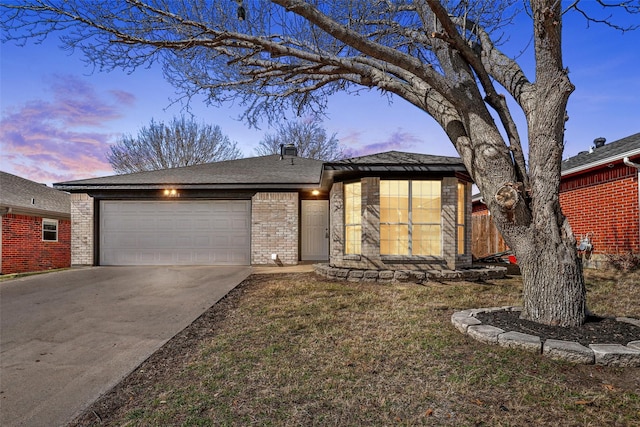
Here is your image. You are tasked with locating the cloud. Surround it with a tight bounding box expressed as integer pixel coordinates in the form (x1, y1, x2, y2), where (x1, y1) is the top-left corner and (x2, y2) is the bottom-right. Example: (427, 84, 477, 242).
(0, 74, 135, 184)
(342, 129, 422, 158)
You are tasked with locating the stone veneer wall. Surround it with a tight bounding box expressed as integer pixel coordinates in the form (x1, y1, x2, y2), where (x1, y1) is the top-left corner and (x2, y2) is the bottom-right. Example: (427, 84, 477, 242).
(329, 178, 472, 271)
(251, 192, 299, 265)
(70, 193, 94, 266)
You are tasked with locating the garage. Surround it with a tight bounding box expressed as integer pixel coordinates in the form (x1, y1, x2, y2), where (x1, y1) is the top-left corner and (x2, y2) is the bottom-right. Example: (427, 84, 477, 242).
(100, 200, 251, 265)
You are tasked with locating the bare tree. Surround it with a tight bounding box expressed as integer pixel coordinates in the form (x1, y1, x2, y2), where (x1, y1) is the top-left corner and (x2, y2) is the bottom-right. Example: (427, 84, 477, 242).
(2, 1, 638, 326)
(107, 116, 242, 174)
(255, 117, 343, 160)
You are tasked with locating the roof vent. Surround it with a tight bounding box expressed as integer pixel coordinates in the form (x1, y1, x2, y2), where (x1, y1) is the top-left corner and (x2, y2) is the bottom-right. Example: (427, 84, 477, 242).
(281, 143, 298, 157)
(594, 137, 606, 148)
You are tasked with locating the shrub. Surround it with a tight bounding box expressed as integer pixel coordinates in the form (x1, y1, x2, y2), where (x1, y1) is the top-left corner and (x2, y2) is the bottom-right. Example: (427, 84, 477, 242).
(604, 251, 640, 272)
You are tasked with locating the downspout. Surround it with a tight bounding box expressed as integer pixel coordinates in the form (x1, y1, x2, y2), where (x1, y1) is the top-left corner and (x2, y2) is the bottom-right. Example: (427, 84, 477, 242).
(623, 157, 640, 252)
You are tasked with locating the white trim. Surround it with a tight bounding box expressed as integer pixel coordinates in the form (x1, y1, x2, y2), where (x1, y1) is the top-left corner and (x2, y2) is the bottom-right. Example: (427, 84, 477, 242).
(623, 157, 640, 251)
(562, 148, 640, 177)
(42, 218, 59, 242)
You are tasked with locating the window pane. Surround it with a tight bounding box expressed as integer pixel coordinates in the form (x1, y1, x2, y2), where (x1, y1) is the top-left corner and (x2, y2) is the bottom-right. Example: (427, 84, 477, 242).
(43, 219, 58, 241)
(412, 181, 441, 224)
(457, 182, 466, 254)
(380, 180, 408, 223)
(457, 182, 466, 225)
(345, 225, 361, 254)
(380, 224, 409, 255)
(457, 225, 465, 256)
(413, 225, 442, 256)
(344, 182, 362, 254)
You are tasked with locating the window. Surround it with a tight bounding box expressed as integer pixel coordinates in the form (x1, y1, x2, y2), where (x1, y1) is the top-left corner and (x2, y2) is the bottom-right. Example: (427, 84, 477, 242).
(457, 182, 467, 255)
(380, 180, 441, 256)
(42, 219, 58, 242)
(344, 182, 362, 254)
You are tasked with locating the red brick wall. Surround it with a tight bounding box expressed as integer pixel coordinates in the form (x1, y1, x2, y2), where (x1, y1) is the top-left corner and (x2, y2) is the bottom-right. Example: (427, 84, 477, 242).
(1, 214, 71, 274)
(560, 165, 639, 254)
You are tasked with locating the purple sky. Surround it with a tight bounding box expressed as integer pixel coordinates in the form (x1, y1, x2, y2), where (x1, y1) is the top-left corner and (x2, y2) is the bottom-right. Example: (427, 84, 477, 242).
(1, 7, 639, 185)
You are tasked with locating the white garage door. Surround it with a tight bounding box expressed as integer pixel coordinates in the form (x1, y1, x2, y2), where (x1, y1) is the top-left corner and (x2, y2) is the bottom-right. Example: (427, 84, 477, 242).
(100, 200, 251, 265)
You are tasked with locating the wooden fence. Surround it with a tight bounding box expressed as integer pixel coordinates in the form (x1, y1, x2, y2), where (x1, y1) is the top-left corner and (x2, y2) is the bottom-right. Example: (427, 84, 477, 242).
(471, 213, 507, 258)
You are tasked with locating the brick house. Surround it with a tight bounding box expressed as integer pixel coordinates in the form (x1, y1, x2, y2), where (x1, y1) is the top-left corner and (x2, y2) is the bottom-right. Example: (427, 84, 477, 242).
(1, 171, 71, 274)
(472, 133, 640, 266)
(54, 150, 472, 271)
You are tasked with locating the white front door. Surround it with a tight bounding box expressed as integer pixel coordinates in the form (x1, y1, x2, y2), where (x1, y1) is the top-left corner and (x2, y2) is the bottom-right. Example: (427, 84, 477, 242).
(301, 200, 329, 261)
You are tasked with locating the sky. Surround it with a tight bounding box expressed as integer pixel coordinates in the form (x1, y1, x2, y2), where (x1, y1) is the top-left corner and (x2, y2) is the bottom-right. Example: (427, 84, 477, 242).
(1, 4, 639, 186)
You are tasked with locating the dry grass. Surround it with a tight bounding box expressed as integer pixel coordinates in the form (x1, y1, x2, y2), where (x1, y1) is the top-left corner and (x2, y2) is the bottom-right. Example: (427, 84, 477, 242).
(75, 271, 639, 426)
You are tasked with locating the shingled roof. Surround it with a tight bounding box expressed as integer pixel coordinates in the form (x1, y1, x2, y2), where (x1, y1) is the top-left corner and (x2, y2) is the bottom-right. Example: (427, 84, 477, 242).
(561, 133, 640, 175)
(54, 155, 325, 191)
(1, 171, 70, 217)
(325, 150, 465, 169)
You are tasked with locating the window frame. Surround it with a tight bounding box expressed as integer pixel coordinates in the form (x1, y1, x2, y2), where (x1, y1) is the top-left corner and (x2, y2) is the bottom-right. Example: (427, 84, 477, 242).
(343, 181, 362, 255)
(42, 218, 59, 242)
(380, 179, 442, 257)
(457, 182, 467, 255)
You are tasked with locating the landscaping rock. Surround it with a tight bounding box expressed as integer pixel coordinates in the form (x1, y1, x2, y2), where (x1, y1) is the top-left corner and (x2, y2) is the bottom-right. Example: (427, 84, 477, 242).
(378, 270, 395, 281)
(467, 324, 505, 344)
(451, 313, 482, 333)
(393, 270, 411, 282)
(362, 270, 379, 282)
(616, 317, 640, 328)
(409, 271, 426, 283)
(347, 270, 364, 281)
(498, 331, 542, 353)
(543, 339, 595, 364)
(335, 269, 349, 279)
(589, 344, 640, 367)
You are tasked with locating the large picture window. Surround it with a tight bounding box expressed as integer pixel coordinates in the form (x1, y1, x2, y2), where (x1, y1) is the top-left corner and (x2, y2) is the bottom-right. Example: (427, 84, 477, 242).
(42, 218, 58, 242)
(381, 180, 441, 256)
(344, 182, 362, 254)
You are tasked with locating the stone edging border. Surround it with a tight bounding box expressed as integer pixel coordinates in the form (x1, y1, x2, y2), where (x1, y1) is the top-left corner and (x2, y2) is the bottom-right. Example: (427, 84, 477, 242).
(313, 264, 507, 284)
(452, 307, 640, 367)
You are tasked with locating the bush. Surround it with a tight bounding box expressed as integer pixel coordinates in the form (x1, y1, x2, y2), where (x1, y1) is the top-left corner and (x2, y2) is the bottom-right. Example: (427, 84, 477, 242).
(604, 252, 640, 272)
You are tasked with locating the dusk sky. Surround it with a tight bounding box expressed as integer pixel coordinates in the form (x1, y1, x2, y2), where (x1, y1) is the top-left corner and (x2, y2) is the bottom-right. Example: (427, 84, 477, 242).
(1, 5, 639, 186)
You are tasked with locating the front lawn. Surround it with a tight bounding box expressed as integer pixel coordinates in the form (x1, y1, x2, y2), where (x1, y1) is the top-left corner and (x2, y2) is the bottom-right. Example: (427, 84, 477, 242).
(73, 270, 639, 426)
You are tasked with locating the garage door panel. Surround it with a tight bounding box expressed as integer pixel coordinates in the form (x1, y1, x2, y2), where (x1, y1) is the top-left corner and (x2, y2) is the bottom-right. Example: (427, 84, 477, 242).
(100, 201, 251, 265)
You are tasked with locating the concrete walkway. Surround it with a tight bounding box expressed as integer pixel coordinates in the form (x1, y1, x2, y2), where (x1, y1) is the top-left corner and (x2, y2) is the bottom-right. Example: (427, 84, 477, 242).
(0, 266, 250, 427)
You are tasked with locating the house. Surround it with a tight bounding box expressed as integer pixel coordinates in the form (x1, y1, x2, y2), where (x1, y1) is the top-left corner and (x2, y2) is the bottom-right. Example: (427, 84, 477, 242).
(472, 132, 640, 266)
(53, 150, 474, 273)
(1, 171, 71, 274)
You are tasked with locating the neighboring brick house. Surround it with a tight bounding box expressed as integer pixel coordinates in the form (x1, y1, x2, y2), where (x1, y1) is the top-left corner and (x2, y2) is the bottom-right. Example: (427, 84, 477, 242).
(472, 133, 640, 266)
(1, 171, 71, 274)
(54, 150, 472, 271)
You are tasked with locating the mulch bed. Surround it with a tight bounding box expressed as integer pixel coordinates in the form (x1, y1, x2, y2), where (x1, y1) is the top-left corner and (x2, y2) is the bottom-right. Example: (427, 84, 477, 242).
(476, 310, 640, 347)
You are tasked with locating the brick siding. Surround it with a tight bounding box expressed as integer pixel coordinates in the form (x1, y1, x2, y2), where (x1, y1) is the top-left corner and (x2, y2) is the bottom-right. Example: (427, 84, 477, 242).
(251, 192, 299, 265)
(70, 193, 94, 266)
(560, 165, 639, 254)
(1, 214, 71, 274)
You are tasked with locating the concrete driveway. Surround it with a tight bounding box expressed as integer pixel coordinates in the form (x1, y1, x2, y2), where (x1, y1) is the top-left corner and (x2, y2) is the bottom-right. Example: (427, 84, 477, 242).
(0, 266, 251, 427)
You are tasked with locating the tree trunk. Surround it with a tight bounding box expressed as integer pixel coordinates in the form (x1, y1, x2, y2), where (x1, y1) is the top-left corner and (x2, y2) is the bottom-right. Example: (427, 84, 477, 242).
(501, 217, 587, 327)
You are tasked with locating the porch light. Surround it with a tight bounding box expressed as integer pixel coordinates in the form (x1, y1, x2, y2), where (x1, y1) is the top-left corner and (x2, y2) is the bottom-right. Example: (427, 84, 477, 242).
(312, 190, 320, 196)
(163, 189, 179, 197)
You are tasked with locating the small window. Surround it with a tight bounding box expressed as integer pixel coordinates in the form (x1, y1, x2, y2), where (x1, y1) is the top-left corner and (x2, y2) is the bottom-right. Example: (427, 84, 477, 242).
(43, 219, 58, 242)
(457, 182, 467, 255)
(344, 182, 362, 254)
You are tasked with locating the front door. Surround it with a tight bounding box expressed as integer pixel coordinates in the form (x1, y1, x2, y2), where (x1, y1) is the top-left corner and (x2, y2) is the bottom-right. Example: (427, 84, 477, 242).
(301, 200, 329, 261)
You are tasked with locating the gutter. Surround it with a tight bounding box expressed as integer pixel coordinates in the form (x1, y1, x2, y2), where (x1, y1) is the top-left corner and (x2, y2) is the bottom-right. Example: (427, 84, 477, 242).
(561, 148, 640, 177)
